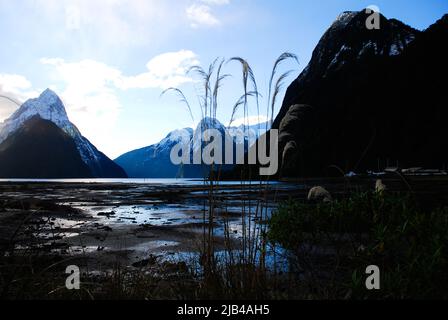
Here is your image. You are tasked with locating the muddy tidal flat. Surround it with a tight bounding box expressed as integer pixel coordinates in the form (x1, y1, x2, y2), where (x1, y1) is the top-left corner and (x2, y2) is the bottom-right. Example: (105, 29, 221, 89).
(0, 179, 308, 271)
(1, 177, 447, 299)
(1, 176, 447, 270)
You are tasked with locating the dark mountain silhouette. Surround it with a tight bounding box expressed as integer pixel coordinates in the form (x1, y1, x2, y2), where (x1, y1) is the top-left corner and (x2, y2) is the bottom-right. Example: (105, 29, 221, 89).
(273, 11, 448, 177)
(0, 116, 92, 178)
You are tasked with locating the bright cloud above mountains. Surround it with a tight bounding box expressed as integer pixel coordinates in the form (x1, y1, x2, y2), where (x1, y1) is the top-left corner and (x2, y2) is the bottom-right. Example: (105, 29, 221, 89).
(0, 49, 200, 157)
(118, 50, 200, 89)
(38, 50, 200, 150)
(37, 0, 232, 42)
(1, 49, 199, 117)
(0, 75, 40, 120)
(187, 5, 221, 28)
(41, 50, 199, 92)
(187, 0, 231, 28)
(39, 0, 169, 46)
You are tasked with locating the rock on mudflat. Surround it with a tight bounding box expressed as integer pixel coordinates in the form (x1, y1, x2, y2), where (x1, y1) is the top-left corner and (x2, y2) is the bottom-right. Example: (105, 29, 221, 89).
(307, 186, 332, 203)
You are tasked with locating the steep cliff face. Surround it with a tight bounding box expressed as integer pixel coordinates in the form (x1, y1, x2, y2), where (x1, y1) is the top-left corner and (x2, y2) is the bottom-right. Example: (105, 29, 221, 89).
(273, 11, 448, 177)
(274, 11, 419, 130)
(0, 116, 93, 178)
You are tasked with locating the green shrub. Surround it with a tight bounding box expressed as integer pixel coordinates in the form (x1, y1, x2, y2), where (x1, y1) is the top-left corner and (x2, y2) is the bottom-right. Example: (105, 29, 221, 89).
(268, 192, 448, 299)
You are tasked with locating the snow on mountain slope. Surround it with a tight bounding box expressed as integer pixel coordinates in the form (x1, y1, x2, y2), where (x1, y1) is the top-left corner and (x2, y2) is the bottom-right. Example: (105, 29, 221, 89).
(227, 121, 270, 145)
(0, 89, 70, 142)
(274, 9, 420, 130)
(115, 128, 194, 178)
(153, 128, 194, 155)
(271, 10, 447, 177)
(116, 117, 270, 178)
(297, 10, 419, 81)
(0, 89, 126, 178)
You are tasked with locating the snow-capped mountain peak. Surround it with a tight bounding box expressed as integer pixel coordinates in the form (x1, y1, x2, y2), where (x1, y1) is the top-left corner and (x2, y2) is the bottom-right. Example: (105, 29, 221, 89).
(0, 89, 70, 143)
(332, 11, 358, 29)
(196, 117, 227, 133)
(192, 117, 229, 154)
(297, 10, 420, 82)
(39, 88, 64, 107)
(154, 128, 194, 154)
(115, 117, 270, 178)
(0, 89, 126, 178)
(165, 128, 194, 143)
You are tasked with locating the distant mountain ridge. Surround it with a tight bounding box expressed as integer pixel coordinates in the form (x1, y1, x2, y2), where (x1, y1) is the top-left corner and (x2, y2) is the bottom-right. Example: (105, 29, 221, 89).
(116, 117, 269, 178)
(0, 89, 126, 178)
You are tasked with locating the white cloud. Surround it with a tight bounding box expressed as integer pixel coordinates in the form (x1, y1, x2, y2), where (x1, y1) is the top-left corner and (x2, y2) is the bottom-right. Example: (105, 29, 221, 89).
(41, 50, 199, 92)
(0, 74, 32, 95)
(119, 50, 200, 89)
(186, 0, 230, 28)
(40, 50, 200, 150)
(231, 115, 269, 127)
(38, 58, 124, 154)
(0, 50, 200, 155)
(0, 86, 22, 122)
(0, 74, 40, 121)
(200, 0, 230, 5)
(36, 0, 169, 46)
(186, 4, 221, 28)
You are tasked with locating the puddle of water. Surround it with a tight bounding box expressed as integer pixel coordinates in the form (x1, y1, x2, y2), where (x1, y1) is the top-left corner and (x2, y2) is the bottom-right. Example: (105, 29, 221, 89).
(75, 204, 205, 227)
(169, 245, 292, 274)
(129, 240, 180, 253)
(69, 245, 103, 254)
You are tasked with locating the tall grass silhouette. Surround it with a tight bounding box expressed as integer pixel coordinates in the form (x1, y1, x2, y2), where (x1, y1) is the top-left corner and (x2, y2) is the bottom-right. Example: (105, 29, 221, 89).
(161, 52, 298, 297)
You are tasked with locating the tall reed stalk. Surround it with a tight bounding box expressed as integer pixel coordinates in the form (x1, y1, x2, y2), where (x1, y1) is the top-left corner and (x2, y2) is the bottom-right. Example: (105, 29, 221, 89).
(161, 52, 299, 296)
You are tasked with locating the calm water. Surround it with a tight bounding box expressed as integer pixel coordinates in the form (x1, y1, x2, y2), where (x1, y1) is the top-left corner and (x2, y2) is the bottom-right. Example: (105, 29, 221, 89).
(0, 178, 283, 186)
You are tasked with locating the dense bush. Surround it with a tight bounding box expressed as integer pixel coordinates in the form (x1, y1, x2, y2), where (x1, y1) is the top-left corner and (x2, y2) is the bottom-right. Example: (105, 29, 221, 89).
(268, 192, 448, 299)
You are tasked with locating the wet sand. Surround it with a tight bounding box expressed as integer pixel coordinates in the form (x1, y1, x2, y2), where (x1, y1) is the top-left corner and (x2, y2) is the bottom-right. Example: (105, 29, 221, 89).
(0, 180, 307, 270)
(1, 176, 446, 271)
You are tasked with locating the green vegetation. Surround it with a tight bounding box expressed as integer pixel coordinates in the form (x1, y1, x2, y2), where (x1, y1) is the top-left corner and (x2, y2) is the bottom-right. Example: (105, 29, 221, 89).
(269, 192, 448, 299)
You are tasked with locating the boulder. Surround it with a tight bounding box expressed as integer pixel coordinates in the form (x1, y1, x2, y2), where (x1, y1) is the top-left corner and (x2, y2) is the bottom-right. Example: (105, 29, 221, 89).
(307, 186, 332, 203)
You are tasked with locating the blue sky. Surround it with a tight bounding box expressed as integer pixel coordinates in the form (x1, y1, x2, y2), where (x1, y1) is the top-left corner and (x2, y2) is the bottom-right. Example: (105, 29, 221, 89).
(0, 0, 447, 158)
